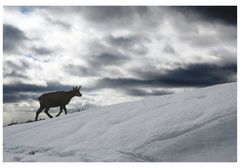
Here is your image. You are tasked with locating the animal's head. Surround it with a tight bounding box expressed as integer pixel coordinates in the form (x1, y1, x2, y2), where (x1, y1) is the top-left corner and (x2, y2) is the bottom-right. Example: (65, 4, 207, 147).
(73, 85, 82, 97)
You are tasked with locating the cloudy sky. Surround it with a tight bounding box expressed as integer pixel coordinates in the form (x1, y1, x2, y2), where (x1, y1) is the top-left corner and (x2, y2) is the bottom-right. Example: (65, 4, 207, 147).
(3, 6, 237, 125)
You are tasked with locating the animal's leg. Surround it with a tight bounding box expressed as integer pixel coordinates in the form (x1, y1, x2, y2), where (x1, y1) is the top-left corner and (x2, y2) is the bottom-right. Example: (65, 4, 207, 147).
(56, 107, 63, 117)
(35, 106, 45, 121)
(44, 107, 53, 118)
(63, 106, 67, 115)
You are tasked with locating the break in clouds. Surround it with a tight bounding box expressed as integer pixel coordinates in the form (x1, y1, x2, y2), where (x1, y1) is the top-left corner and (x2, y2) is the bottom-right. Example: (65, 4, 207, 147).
(3, 6, 237, 124)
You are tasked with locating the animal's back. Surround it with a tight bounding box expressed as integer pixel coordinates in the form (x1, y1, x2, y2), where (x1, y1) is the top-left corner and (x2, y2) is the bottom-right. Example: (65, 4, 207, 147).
(38, 91, 69, 107)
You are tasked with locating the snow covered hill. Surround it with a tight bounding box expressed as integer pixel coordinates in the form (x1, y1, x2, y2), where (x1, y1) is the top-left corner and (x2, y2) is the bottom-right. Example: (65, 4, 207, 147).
(3, 82, 237, 162)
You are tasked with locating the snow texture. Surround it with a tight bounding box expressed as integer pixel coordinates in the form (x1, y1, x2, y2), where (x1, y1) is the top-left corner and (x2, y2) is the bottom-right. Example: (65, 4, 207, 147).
(3, 82, 237, 162)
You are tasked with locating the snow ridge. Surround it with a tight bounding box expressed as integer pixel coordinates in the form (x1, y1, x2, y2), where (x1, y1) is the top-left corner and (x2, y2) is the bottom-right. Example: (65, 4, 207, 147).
(3, 82, 237, 162)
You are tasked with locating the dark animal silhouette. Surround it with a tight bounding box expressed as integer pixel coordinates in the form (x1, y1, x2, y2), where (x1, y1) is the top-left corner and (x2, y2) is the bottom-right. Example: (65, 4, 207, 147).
(35, 85, 82, 121)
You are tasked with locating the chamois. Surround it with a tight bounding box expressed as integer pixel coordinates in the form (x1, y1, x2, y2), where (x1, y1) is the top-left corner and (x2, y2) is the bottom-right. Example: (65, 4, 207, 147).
(35, 85, 82, 121)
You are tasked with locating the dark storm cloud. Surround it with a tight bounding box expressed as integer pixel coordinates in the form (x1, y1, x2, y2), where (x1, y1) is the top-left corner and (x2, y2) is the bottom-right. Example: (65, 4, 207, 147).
(4, 82, 72, 94)
(4, 71, 28, 79)
(174, 6, 237, 25)
(3, 82, 73, 103)
(19, 6, 33, 14)
(163, 45, 176, 55)
(46, 17, 71, 29)
(38, 6, 150, 19)
(65, 52, 129, 77)
(64, 65, 99, 77)
(80, 6, 148, 23)
(96, 77, 146, 89)
(89, 52, 129, 67)
(36, 6, 149, 26)
(31, 46, 54, 55)
(3, 24, 28, 53)
(124, 88, 173, 97)
(94, 62, 236, 90)
(3, 59, 30, 79)
(77, 6, 162, 30)
(4, 59, 30, 70)
(106, 35, 150, 55)
(3, 93, 35, 103)
(134, 62, 237, 87)
(78, 6, 237, 29)
(108, 35, 142, 47)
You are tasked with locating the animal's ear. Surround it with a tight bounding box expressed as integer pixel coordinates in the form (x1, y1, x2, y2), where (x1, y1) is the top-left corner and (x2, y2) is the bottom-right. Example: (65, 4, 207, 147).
(73, 86, 77, 90)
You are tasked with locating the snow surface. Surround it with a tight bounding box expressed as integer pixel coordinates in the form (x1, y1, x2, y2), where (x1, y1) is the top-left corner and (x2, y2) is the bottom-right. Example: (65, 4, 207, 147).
(3, 82, 237, 162)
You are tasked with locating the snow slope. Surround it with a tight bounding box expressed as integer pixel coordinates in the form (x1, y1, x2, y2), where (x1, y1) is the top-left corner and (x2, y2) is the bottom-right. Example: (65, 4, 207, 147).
(3, 82, 237, 162)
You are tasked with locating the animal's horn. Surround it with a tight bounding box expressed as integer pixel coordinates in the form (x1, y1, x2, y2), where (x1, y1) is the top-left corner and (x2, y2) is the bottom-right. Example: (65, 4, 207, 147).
(79, 85, 82, 89)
